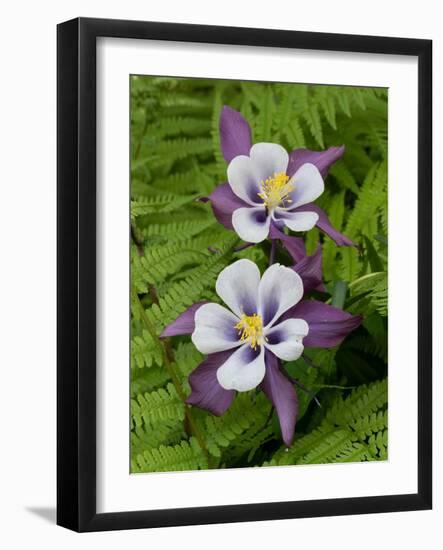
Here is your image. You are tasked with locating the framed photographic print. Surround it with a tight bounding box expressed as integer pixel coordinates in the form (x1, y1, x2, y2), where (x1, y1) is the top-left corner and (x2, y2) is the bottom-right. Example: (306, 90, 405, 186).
(57, 17, 432, 532)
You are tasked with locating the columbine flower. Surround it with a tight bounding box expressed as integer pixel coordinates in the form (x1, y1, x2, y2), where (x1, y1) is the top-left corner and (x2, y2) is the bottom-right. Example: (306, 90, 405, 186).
(205, 106, 353, 252)
(161, 259, 361, 446)
(191, 260, 309, 392)
(227, 143, 324, 243)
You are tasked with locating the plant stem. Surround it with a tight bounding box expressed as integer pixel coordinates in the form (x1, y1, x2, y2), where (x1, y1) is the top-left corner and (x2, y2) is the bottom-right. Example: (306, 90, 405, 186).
(269, 240, 276, 266)
(282, 365, 321, 408)
(134, 107, 149, 159)
(132, 290, 211, 464)
(234, 242, 254, 252)
(294, 379, 322, 408)
(131, 223, 144, 256)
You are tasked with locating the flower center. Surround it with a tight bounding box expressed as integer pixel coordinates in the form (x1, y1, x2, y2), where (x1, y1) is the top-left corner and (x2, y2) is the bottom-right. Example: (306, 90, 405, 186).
(235, 313, 264, 349)
(258, 172, 294, 210)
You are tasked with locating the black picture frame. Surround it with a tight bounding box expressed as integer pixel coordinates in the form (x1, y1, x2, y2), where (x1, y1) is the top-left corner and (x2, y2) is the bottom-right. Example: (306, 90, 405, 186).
(57, 17, 432, 532)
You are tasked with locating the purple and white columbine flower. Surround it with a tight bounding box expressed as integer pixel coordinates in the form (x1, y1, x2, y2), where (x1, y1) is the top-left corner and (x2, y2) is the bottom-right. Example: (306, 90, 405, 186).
(205, 106, 353, 258)
(227, 143, 324, 243)
(161, 258, 362, 446)
(192, 259, 309, 391)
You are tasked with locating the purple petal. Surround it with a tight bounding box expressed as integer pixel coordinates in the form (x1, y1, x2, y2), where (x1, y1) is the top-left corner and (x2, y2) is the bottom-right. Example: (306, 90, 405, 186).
(219, 106, 253, 163)
(283, 300, 362, 348)
(295, 203, 355, 247)
(269, 223, 306, 262)
(160, 302, 207, 338)
(187, 351, 236, 416)
(260, 350, 298, 446)
(207, 183, 248, 230)
(293, 245, 326, 294)
(287, 146, 345, 179)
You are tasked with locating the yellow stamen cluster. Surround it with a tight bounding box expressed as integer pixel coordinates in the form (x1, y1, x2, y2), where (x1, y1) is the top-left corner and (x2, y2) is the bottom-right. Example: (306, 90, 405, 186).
(235, 313, 264, 350)
(258, 172, 294, 210)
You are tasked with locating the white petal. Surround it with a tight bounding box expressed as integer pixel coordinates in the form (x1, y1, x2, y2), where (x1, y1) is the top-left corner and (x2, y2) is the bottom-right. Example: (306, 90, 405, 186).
(216, 344, 266, 391)
(191, 303, 240, 354)
(232, 206, 270, 243)
(227, 155, 262, 205)
(258, 263, 304, 327)
(264, 318, 309, 361)
(277, 210, 319, 232)
(287, 163, 324, 208)
(249, 143, 289, 183)
(216, 259, 260, 318)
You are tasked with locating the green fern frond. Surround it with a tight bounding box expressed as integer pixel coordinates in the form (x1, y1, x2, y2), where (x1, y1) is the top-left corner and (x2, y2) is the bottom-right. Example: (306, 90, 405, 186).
(255, 85, 274, 142)
(349, 272, 387, 316)
(329, 162, 359, 195)
(335, 89, 352, 116)
(148, 137, 213, 167)
(240, 81, 263, 111)
(150, 168, 214, 194)
(131, 194, 199, 219)
(159, 92, 213, 111)
(227, 424, 275, 464)
(267, 379, 387, 466)
(173, 342, 204, 379)
(131, 421, 185, 455)
(201, 393, 270, 458)
(303, 104, 324, 148)
(351, 409, 388, 439)
(153, 116, 211, 138)
(273, 85, 298, 141)
(134, 234, 218, 287)
(131, 383, 185, 428)
(298, 428, 358, 464)
(131, 329, 163, 369)
(368, 429, 388, 459)
(142, 218, 216, 241)
(345, 162, 387, 239)
(371, 274, 388, 316)
(338, 161, 387, 280)
(267, 424, 333, 466)
(132, 437, 208, 473)
(315, 87, 337, 130)
(283, 117, 306, 148)
(334, 442, 371, 462)
(211, 84, 226, 180)
(131, 366, 170, 396)
(325, 378, 387, 427)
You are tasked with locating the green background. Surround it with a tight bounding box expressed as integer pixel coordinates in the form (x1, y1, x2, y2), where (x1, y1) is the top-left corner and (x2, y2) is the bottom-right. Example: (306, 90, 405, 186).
(130, 76, 388, 473)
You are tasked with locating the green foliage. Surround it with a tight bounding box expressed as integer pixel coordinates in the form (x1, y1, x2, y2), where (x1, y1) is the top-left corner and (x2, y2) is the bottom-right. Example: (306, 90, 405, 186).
(265, 379, 387, 466)
(130, 76, 388, 473)
(131, 383, 184, 428)
(131, 329, 163, 369)
(200, 393, 271, 459)
(132, 438, 208, 473)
